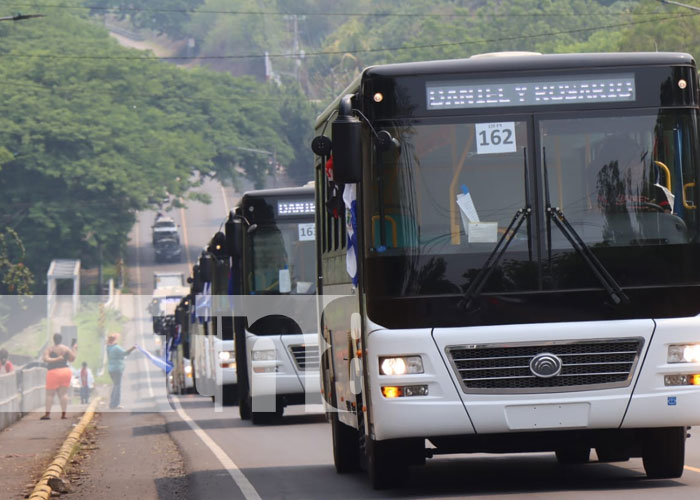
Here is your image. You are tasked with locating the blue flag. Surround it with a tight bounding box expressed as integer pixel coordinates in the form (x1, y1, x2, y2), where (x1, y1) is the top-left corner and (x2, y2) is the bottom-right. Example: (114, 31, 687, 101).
(136, 345, 173, 374)
(343, 183, 359, 288)
(195, 282, 212, 323)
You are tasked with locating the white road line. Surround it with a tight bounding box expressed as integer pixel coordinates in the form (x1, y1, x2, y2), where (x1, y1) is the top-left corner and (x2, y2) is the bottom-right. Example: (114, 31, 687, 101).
(172, 398, 263, 500)
(134, 217, 155, 399)
(167, 187, 261, 499)
(686, 465, 700, 474)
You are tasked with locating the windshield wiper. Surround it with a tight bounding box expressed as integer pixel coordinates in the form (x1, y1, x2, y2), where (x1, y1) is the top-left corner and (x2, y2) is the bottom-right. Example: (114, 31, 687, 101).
(461, 148, 532, 312)
(542, 147, 629, 305)
(460, 207, 531, 311)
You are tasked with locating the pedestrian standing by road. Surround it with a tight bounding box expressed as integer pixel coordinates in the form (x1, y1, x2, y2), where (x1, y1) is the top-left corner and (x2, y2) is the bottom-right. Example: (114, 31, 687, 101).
(79, 361, 94, 404)
(0, 348, 13, 373)
(41, 333, 77, 420)
(106, 333, 136, 409)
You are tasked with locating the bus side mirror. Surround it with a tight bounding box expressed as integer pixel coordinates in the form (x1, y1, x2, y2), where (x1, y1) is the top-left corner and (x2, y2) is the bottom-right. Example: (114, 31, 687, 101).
(200, 253, 213, 283)
(225, 212, 240, 259)
(331, 113, 363, 184)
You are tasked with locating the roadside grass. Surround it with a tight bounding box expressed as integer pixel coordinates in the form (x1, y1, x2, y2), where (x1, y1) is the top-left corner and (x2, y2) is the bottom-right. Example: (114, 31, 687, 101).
(74, 303, 125, 376)
(0, 319, 47, 357)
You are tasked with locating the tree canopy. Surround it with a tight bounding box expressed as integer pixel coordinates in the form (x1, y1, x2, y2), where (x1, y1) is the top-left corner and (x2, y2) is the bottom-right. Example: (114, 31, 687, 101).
(5, 0, 700, 292)
(0, 9, 296, 291)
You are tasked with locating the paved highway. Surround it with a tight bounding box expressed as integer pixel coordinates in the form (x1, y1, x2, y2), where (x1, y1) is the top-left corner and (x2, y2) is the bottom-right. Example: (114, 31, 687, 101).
(119, 177, 700, 499)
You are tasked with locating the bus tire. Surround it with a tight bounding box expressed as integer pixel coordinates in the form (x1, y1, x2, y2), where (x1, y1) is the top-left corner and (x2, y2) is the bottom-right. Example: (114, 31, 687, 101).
(331, 411, 360, 473)
(251, 405, 283, 425)
(222, 384, 238, 406)
(191, 362, 197, 394)
(642, 427, 686, 479)
(555, 446, 590, 465)
(367, 439, 401, 490)
(239, 384, 251, 420)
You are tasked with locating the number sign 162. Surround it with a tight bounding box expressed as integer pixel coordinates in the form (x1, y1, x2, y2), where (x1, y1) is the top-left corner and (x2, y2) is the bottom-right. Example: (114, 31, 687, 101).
(475, 122, 517, 154)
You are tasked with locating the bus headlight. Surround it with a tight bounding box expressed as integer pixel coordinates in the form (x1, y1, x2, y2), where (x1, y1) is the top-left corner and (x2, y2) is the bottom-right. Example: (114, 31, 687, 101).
(379, 356, 423, 375)
(252, 349, 277, 361)
(668, 344, 700, 363)
(184, 365, 192, 375)
(219, 350, 234, 361)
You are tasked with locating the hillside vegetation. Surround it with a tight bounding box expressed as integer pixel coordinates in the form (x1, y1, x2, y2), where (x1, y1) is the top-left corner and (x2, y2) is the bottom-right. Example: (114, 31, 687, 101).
(3, 0, 699, 292)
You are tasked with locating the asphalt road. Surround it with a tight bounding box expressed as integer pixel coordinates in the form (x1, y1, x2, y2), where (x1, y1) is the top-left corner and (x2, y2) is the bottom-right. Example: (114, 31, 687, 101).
(165, 395, 700, 500)
(121, 177, 700, 499)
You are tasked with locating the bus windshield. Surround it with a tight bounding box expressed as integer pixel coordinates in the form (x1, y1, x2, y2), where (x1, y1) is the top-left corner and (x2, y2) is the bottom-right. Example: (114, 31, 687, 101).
(365, 109, 699, 297)
(247, 221, 316, 295)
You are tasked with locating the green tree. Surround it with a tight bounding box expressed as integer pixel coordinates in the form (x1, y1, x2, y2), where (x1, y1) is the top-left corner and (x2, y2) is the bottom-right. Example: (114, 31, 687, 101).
(272, 80, 317, 184)
(0, 10, 294, 290)
(0, 228, 34, 295)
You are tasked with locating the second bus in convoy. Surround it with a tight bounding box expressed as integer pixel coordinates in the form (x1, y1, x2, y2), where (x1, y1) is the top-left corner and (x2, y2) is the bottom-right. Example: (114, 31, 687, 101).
(226, 185, 320, 423)
(312, 52, 700, 488)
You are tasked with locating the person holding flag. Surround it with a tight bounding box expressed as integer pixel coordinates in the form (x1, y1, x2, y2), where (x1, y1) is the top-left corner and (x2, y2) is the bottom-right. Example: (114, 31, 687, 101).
(135, 344, 173, 374)
(106, 333, 136, 409)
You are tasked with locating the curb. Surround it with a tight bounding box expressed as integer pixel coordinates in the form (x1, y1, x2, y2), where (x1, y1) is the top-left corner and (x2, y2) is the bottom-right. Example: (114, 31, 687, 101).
(28, 398, 101, 500)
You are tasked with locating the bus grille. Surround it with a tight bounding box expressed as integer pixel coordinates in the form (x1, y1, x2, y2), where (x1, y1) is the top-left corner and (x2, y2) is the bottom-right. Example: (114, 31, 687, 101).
(289, 344, 320, 371)
(446, 338, 643, 393)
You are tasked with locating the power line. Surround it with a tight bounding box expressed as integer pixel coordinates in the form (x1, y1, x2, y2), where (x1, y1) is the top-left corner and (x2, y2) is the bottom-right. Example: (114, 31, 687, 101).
(1, 2, 676, 18)
(0, 12, 694, 62)
(0, 78, 312, 104)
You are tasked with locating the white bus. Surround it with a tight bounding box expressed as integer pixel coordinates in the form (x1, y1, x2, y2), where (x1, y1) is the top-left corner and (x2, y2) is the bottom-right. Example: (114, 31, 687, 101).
(312, 52, 700, 488)
(190, 234, 238, 405)
(226, 186, 320, 424)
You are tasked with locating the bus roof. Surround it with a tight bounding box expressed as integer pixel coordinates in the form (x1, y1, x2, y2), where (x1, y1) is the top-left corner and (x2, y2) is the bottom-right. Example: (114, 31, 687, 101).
(363, 52, 695, 79)
(240, 185, 314, 203)
(315, 52, 695, 127)
(237, 185, 315, 223)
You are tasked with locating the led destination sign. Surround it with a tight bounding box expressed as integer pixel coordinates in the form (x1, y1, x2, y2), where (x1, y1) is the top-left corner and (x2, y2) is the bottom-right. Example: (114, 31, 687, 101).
(426, 74, 635, 110)
(277, 200, 315, 216)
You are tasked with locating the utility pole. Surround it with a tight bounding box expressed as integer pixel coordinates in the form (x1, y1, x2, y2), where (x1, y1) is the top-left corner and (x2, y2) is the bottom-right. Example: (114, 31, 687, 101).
(283, 14, 306, 83)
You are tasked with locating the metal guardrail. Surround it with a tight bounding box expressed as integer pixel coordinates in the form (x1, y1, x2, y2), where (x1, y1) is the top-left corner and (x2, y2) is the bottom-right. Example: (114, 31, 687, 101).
(0, 371, 20, 431)
(20, 367, 47, 413)
(0, 366, 47, 432)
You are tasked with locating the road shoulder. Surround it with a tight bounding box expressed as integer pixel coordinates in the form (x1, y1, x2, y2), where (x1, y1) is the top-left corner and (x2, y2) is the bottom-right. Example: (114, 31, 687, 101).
(63, 410, 187, 500)
(0, 410, 82, 499)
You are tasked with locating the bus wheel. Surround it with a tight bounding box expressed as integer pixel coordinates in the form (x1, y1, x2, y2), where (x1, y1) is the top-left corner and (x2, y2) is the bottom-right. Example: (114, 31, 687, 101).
(239, 384, 251, 420)
(555, 446, 590, 465)
(191, 364, 198, 394)
(222, 384, 237, 406)
(251, 406, 283, 425)
(331, 411, 360, 473)
(642, 427, 686, 479)
(367, 439, 401, 489)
